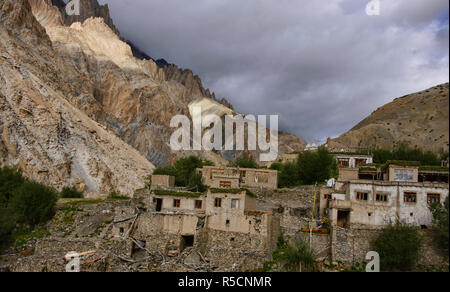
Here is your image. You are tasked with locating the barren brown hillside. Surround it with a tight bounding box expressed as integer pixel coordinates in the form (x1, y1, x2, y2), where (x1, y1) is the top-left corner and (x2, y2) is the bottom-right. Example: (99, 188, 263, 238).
(327, 83, 449, 153)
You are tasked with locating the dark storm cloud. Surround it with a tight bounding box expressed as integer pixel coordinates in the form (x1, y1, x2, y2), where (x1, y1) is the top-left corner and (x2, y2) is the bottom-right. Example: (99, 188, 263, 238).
(98, 0, 449, 142)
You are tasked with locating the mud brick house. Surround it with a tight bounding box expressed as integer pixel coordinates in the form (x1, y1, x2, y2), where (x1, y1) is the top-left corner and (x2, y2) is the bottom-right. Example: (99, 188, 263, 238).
(333, 153, 373, 168)
(320, 162, 449, 228)
(112, 188, 280, 271)
(198, 166, 278, 189)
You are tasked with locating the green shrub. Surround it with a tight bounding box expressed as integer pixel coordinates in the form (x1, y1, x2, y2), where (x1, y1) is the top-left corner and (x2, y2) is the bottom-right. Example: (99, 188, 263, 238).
(107, 191, 129, 200)
(277, 162, 300, 188)
(298, 146, 335, 185)
(372, 141, 441, 166)
(152, 156, 212, 187)
(187, 172, 208, 192)
(0, 166, 25, 208)
(210, 188, 256, 197)
(60, 186, 83, 199)
(429, 197, 449, 254)
(8, 181, 58, 227)
(0, 208, 14, 246)
(275, 236, 316, 272)
(231, 156, 259, 169)
(153, 189, 203, 198)
(371, 223, 423, 271)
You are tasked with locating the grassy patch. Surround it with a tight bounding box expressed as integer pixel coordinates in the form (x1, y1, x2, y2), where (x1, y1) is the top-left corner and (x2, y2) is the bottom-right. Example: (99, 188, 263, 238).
(153, 189, 203, 198)
(209, 188, 256, 198)
(10, 226, 50, 249)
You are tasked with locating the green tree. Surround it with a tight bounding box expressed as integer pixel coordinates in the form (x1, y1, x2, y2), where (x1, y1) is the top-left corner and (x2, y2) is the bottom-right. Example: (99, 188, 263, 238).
(372, 142, 441, 166)
(0, 167, 25, 208)
(174, 156, 205, 186)
(277, 236, 316, 272)
(0, 208, 14, 246)
(371, 222, 423, 271)
(429, 197, 449, 254)
(372, 149, 394, 164)
(297, 147, 334, 185)
(8, 181, 58, 227)
(152, 166, 178, 177)
(277, 162, 300, 188)
(231, 156, 259, 169)
(152, 156, 212, 187)
(60, 186, 83, 199)
(187, 172, 208, 192)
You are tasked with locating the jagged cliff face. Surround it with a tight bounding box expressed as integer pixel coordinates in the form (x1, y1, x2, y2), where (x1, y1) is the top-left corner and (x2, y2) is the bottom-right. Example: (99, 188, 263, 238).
(29, 0, 306, 164)
(0, 0, 154, 196)
(327, 83, 449, 152)
(0, 0, 306, 195)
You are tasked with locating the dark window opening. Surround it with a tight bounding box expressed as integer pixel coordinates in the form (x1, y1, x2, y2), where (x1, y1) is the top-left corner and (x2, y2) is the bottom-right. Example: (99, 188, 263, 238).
(173, 199, 181, 208)
(376, 193, 388, 202)
(214, 198, 222, 208)
(356, 192, 369, 201)
(358, 173, 374, 180)
(337, 210, 350, 228)
(155, 198, 163, 212)
(226, 219, 230, 227)
(180, 235, 194, 251)
(195, 200, 203, 209)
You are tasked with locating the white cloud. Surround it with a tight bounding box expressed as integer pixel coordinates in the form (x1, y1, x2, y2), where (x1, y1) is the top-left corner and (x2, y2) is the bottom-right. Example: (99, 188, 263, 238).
(99, 0, 449, 141)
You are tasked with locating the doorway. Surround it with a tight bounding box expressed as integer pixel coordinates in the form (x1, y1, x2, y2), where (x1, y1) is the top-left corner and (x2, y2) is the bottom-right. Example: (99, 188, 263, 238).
(155, 198, 163, 212)
(337, 210, 350, 228)
(180, 235, 194, 251)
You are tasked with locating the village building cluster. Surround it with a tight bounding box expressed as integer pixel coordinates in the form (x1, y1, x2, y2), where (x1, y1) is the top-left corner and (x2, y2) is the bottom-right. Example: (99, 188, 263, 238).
(320, 162, 449, 228)
(111, 152, 449, 269)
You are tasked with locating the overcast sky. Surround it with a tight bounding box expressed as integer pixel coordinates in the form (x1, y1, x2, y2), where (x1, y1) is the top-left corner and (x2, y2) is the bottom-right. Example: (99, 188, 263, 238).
(98, 0, 449, 143)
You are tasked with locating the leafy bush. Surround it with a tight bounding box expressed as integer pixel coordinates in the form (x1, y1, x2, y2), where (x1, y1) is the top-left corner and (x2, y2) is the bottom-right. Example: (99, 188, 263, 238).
(210, 188, 256, 197)
(279, 236, 316, 272)
(277, 162, 300, 188)
(153, 189, 203, 198)
(187, 172, 208, 192)
(264, 235, 316, 272)
(371, 222, 423, 271)
(0, 208, 14, 246)
(8, 181, 58, 227)
(60, 186, 83, 199)
(230, 156, 259, 169)
(107, 191, 129, 200)
(152, 156, 214, 188)
(429, 197, 449, 254)
(297, 146, 335, 185)
(0, 167, 25, 208)
(372, 141, 441, 166)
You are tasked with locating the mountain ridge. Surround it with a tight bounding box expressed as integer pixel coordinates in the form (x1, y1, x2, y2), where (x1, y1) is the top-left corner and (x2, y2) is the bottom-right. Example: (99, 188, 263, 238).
(327, 83, 449, 153)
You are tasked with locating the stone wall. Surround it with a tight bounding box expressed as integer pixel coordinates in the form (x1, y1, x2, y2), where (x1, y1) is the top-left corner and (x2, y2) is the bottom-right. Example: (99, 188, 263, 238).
(331, 226, 448, 270)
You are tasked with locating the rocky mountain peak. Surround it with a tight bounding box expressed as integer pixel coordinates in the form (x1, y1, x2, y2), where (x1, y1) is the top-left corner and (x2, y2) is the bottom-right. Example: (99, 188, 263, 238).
(51, 0, 119, 35)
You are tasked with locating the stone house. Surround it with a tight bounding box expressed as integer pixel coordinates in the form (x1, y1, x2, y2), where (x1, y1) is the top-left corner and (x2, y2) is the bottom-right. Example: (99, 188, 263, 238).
(112, 188, 280, 271)
(151, 175, 175, 188)
(198, 166, 278, 189)
(320, 163, 449, 228)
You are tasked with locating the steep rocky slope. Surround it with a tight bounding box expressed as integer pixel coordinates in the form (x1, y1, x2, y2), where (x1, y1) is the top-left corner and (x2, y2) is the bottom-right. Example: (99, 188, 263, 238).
(0, 0, 154, 196)
(0, 0, 306, 197)
(327, 83, 449, 152)
(28, 0, 306, 166)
